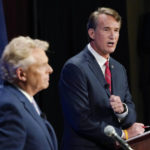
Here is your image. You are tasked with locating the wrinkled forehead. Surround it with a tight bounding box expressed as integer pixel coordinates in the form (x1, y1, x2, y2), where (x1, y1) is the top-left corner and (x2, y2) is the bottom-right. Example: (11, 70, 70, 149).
(32, 48, 49, 63)
(97, 14, 121, 28)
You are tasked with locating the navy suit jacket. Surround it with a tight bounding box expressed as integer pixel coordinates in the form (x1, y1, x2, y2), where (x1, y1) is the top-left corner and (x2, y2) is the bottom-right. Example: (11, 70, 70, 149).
(0, 83, 58, 150)
(59, 47, 136, 150)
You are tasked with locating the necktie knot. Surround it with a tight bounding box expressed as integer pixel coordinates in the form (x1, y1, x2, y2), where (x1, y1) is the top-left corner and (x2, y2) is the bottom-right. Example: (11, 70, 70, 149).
(105, 60, 109, 67)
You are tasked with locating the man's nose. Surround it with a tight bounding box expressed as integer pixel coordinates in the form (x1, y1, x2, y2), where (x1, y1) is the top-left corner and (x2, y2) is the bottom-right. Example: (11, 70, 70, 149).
(48, 65, 53, 74)
(109, 31, 115, 39)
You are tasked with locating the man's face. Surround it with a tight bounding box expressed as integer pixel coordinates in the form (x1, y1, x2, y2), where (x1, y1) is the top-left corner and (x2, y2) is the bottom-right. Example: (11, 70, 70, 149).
(25, 49, 53, 95)
(89, 14, 120, 58)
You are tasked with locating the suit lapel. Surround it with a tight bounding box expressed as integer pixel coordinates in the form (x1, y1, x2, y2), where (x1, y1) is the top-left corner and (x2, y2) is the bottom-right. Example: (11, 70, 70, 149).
(109, 58, 117, 95)
(84, 49, 111, 97)
(42, 117, 58, 150)
(23, 101, 55, 150)
(6, 85, 55, 150)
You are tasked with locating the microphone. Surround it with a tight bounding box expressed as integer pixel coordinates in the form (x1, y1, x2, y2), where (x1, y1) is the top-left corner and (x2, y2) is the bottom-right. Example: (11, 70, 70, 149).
(104, 125, 133, 150)
(40, 112, 47, 119)
(104, 83, 110, 89)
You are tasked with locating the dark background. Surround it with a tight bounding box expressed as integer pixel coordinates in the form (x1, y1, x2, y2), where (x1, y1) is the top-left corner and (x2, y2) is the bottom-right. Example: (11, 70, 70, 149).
(2, 0, 150, 147)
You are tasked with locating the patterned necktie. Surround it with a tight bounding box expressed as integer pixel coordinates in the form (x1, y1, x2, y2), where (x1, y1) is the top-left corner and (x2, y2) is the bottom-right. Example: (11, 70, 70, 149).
(105, 60, 111, 93)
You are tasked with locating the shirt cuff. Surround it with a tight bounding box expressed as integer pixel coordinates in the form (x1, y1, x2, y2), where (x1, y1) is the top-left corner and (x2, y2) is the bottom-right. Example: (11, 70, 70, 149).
(115, 103, 128, 121)
(121, 130, 125, 138)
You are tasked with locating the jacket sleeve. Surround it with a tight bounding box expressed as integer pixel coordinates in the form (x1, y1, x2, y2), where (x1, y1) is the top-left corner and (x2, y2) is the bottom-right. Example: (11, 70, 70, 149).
(119, 65, 137, 129)
(0, 102, 26, 150)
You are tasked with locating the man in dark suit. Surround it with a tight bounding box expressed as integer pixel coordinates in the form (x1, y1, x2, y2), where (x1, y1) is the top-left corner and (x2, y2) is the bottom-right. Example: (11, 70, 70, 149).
(0, 36, 58, 150)
(59, 7, 144, 150)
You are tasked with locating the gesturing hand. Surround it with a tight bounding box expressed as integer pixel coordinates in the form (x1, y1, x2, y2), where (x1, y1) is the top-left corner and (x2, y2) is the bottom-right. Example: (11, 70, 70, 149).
(110, 95, 124, 114)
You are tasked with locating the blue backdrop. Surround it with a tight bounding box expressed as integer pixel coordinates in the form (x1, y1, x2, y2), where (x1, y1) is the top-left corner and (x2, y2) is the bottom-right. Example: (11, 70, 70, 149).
(0, 0, 7, 86)
(0, 0, 7, 57)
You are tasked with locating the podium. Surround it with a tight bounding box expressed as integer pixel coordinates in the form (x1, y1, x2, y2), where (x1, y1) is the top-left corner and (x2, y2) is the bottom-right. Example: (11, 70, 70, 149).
(119, 131, 150, 150)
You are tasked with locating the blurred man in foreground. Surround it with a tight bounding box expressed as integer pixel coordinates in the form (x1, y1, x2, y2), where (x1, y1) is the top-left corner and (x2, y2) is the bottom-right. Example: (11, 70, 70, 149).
(0, 36, 58, 150)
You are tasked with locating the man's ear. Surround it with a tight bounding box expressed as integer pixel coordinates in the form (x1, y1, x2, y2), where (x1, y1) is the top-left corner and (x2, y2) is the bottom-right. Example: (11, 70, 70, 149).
(88, 28, 95, 40)
(16, 68, 26, 82)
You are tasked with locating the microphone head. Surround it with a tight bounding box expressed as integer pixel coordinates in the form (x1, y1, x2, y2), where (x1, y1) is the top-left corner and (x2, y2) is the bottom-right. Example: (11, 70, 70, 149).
(104, 125, 116, 137)
(104, 83, 110, 89)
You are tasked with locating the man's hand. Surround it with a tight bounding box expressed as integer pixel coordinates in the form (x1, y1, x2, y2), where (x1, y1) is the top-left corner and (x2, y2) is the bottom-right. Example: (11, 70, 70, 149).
(125, 122, 145, 139)
(110, 95, 124, 113)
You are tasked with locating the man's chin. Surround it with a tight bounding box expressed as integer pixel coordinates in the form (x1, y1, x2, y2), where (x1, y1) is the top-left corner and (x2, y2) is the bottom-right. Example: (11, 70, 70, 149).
(108, 48, 115, 54)
(43, 83, 49, 89)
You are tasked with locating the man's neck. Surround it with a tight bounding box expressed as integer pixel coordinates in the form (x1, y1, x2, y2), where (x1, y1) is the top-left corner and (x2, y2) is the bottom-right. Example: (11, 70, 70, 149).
(90, 42, 109, 59)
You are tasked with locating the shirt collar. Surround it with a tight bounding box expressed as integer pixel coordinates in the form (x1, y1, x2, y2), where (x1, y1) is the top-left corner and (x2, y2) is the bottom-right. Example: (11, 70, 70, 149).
(87, 43, 109, 67)
(15, 85, 33, 103)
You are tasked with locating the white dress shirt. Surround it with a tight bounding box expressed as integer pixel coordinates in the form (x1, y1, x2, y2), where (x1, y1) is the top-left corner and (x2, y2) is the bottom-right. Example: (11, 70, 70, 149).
(88, 43, 108, 75)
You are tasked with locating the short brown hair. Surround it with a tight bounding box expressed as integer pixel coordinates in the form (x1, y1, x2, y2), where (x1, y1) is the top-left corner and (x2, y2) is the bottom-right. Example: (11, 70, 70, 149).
(87, 7, 122, 30)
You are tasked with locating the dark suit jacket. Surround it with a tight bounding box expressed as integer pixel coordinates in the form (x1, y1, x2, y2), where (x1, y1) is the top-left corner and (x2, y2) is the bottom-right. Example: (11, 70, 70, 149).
(59, 47, 136, 150)
(0, 83, 58, 150)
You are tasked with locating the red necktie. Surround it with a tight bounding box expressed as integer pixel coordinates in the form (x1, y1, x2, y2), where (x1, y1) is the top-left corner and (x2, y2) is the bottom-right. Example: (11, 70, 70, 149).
(105, 61, 111, 93)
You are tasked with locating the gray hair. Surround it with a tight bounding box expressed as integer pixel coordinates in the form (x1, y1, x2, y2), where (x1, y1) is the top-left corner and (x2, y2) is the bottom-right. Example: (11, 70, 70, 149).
(0, 36, 49, 83)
